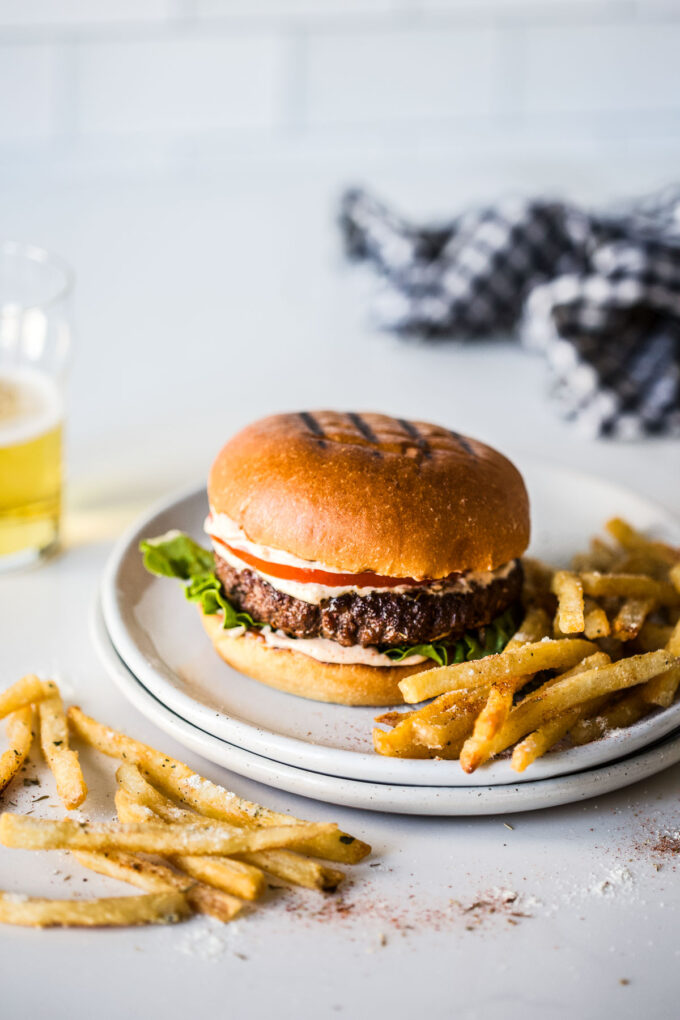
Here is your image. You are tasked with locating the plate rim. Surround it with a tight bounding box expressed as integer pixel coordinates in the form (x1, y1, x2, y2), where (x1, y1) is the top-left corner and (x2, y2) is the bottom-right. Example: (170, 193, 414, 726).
(92, 596, 680, 816)
(100, 459, 680, 788)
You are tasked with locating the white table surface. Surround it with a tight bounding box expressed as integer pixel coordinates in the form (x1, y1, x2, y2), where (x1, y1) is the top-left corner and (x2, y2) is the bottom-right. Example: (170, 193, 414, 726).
(1, 153, 679, 1020)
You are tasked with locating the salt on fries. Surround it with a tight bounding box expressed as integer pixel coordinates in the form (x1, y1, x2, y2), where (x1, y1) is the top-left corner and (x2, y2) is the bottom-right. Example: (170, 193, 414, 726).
(0, 684, 369, 929)
(67, 706, 368, 866)
(0, 890, 190, 928)
(374, 518, 680, 772)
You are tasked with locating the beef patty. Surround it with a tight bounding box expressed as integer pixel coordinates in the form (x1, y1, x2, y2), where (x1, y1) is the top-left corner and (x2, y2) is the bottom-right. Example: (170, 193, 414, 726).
(214, 556, 523, 648)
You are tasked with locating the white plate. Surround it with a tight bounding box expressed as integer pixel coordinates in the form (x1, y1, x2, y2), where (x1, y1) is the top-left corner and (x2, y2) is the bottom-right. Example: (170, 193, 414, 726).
(92, 598, 680, 816)
(101, 459, 680, 787)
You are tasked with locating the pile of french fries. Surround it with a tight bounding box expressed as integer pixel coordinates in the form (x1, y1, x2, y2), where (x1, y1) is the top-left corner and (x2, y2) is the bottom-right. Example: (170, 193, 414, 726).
(0, 679, 369, 928)
(374, 518, 680, 773)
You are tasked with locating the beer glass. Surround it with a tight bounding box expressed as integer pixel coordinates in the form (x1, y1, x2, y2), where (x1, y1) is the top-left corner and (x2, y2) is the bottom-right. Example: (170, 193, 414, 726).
(0, 242, 74, 569)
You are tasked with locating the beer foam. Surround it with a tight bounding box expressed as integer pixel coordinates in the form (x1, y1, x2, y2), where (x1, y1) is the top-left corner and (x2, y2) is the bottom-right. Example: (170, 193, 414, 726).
(0, 366, 63, 448)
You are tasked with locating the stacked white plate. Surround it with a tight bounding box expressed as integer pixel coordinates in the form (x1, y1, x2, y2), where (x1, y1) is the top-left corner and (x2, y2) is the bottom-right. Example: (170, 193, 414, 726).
(96, 461, 680, 815)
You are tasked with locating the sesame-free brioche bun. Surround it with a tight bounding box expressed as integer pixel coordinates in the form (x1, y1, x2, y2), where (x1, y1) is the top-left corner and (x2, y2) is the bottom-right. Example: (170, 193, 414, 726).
(200, 608, 429, 706)
(209, 411, 530, 578)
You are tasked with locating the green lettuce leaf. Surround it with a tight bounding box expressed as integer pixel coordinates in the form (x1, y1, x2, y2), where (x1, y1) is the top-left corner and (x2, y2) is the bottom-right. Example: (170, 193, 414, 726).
(140, 531, 214, 580)
(384, 608, 518, 667)
(140, 531, 264, 631)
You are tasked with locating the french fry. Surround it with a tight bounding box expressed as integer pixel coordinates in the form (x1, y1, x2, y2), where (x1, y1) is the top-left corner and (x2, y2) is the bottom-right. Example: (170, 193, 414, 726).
(0, 676, 57, 721)
(551, 571, 585, 634)
(584, 600, 610, 639)
(641, 620, 680, 707)
(635, 621, 672, 652)
(509, 654, 612, 770)
(460, 650, 673, 772)
(671, 563, 680, 594)
(613, 597, 656, 642)
(38, 694, 87, 810)
(570, 690, 653, 746)
(68, 707, 368, 865)
(606, 518, 680, 567)
(0, 707, 35, 795)
(641, 663, 680, 708)
(116, 770, 267, 900)
(0, 813, 336, 856)
(372, 723, 434, 759)
(579, 572, 680, 607)
(115, 786, 344, 895)
(72, 850, 243, 923)
(511, 697, 609, 772)
(505, 606, 551, 649)
(0, 889, 189, 928)
(521, 559, 554, 606)
(571, 537, 617, 573)
(398, 638, 595, 703)
(115, 788, 266, 901)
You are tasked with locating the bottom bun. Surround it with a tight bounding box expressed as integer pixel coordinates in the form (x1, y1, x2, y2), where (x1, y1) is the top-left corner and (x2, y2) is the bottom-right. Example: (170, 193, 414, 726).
(199, 609, 431, 706)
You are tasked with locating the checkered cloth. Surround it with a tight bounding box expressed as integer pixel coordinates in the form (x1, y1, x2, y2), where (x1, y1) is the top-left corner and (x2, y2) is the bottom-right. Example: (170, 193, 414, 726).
(339, 187, 680, 438)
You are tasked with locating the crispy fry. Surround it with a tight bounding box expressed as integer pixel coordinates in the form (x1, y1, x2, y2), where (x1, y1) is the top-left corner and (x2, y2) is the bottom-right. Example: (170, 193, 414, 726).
(460, 650, 673, 772)
(72, 850, 243, 923)
(0, 889, 189, 928)
(116, 769, 267, 900)
(0, 812, 335, 856)
(505, 607, 551, 649)
(641, 663, 680, 709)
(671, 563, 680, 594)
(521, 559, 554, 606)
(115, 786, 343, 895)
(38, 694, 87, 810)
(635, 621, 672, 652)
(68, 707, 368, 865)
(0, 707, 35, 795)
(606, 518, 680, 567)
(571, 537, 617, 573)
(398, 638, 595, 703)
(584, 600, 611, 639)
(0, 676, 57, 721)
(570, 690, 653, 746)
(511, 697, 610, 772)
(579, 572, 680, 606)
(613, 597, 656, 642)
(115, 788, 266, 901)
(551, 571, 585, 634)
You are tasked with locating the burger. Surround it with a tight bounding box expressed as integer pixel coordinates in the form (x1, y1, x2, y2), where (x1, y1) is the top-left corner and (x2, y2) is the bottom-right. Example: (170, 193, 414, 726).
(141, 411, 530, 706)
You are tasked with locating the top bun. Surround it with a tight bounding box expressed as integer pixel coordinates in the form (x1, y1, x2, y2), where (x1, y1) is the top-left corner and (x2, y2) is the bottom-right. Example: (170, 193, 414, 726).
(208, 411, 530, 579)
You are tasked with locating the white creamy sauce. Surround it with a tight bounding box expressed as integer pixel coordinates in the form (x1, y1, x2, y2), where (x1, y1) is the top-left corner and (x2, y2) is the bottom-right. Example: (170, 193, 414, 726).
(217, 621, 426, 667)
(206, 508, 514, 605)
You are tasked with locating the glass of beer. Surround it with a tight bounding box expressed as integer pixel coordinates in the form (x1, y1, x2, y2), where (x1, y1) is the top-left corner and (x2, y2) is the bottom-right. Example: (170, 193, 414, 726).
(0, 242, 74, 569)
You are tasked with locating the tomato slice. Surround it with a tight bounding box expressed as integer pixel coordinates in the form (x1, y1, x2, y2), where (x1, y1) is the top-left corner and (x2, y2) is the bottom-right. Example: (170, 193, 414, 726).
(210, 535, 428, 588)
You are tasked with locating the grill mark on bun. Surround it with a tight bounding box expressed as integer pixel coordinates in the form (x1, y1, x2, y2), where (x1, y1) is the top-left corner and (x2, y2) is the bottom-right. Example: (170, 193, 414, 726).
(298, 411, 327, 445)
(448, 430, 477, 459)
(397, 418, 431, 459)
(346, 412, 380, 446)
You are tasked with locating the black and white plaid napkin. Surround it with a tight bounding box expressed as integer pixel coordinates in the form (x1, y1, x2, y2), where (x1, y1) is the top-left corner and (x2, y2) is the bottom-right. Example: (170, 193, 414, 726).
(339, 187, 680, 439)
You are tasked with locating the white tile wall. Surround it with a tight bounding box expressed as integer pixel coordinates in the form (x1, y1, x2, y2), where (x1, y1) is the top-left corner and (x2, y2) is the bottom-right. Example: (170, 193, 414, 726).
(305, 25, 500, 126)
(0, 0, 677, 158)
(521, 21, 680, 114)
(0, 43, 60, 141)
(0, 0, 172, 28)
(76, 35, 285, 136)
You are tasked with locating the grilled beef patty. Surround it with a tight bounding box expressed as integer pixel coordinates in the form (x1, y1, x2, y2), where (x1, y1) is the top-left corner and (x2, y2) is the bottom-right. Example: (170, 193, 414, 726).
(214, 557, 523, 648)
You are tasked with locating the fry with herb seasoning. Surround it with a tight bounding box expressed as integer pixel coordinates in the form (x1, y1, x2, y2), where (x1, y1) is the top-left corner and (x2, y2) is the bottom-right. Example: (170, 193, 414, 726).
(0, 707, 35, 795)
(0, 889, 190, 928)
(38, 693, 87, 810)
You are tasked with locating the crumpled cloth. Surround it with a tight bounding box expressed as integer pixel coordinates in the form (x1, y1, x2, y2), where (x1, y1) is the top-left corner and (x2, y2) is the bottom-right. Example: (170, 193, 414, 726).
(339, 187, 680, 438)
